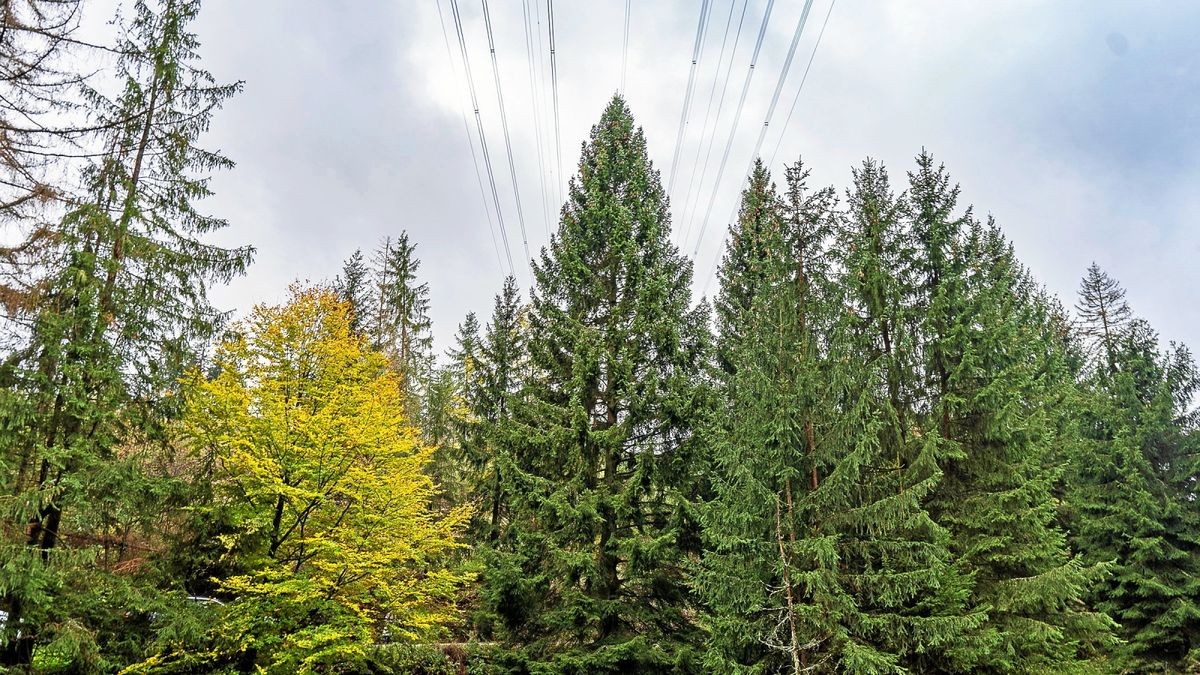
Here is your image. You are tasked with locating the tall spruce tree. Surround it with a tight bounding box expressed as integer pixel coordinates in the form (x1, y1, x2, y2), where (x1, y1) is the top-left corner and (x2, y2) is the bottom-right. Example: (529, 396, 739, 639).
(481, 97, 709, 673)
(712, 159, 782, 376)
(908, 153, 1111, 671)
(827, 159, 981, 672)
(1067, 267, 1200, 670)
(369, 232, 434, 413)
(0, 0, 250, 665)
(698, 160, 849, 672)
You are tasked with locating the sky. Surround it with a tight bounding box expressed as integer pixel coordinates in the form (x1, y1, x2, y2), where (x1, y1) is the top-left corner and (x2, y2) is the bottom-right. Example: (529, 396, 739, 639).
(169, 0, 1198, 355)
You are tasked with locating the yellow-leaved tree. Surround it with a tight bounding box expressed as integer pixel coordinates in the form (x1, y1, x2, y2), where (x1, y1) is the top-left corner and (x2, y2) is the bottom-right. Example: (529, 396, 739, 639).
(133, 286, 468, 673)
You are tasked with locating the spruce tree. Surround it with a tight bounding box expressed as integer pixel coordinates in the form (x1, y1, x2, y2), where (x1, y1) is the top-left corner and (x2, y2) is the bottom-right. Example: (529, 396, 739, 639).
(698, 159, 849, 672)
(368, 232, 434, 413)
(712, 159, 782, 376)
(1067, 268, 1200, 669)
(0, 0, 250, 664)
(482, 97, 708, 673)
(334, 248, 370, 334)
(827, 159, 981, 672)
(908, 153, 1111, 670)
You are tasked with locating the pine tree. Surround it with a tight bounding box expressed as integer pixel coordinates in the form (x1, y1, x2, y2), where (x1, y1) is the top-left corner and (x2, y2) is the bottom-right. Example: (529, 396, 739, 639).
(1067, 268, 1200, 669)
(482, 97, 709, 673)
(0, 0, 250, 664)
(909, 153, 1112, 671)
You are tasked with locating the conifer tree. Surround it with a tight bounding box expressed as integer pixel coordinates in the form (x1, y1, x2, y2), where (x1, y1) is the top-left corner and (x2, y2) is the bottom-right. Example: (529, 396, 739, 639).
(365, 232, 434, 414)
(482, 97, 708, 673)
(826, 159, 981, 672)
(908, 153, 1111, 670)
(464, 276, 525, 541)
(0, 0, 250, 664)
(334, 248, 370, 334)
(1067, 268, 1200, 669)
(713, 159, 782, 376)
(698, 160, 848, 672)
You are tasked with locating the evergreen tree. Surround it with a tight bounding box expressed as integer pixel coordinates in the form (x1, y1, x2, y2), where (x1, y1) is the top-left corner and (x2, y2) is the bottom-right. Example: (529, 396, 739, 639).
(465, 276, 525, 542)
(1075, 263, 1133, 371)
(909, 153, 1112, 671)
(0, 0, 250, 665)
(482, 97, 709, 673)
(367, 232, 434, 414)
(1067, 268, 1200, 669)
(713, 159, 782, 376)
(334, 248, 370, 334)
(698, 160, 849, 672)
(827, 159, 981, 672)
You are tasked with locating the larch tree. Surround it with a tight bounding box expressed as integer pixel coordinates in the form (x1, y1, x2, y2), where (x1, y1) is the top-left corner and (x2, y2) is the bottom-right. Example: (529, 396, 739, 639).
(482, 97, 709, 673)
(0, 0, 250, 665)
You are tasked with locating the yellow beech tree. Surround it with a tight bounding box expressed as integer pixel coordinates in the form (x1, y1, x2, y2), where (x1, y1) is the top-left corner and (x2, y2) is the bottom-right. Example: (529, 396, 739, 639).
(141, 286, 468, 672)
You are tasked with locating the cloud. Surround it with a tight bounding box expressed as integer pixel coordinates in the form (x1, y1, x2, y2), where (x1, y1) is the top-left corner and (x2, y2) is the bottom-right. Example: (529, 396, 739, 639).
(183, 0, 1198, 353)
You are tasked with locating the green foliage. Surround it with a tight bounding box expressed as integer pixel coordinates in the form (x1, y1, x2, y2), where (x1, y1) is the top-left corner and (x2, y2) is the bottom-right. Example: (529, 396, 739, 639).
(480, 96, 710, 673)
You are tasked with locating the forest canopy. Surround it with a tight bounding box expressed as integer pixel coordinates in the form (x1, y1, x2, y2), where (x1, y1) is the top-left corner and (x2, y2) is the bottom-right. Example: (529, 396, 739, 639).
(0, 1, 1197, 674)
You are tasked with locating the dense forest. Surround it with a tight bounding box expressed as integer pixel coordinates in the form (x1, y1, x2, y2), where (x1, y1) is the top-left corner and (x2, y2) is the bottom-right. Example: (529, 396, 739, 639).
(1, 1, 1197, 673)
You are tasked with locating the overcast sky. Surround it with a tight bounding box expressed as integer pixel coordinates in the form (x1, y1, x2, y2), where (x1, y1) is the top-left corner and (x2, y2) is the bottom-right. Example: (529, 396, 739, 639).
(176, 0, 1198, 356)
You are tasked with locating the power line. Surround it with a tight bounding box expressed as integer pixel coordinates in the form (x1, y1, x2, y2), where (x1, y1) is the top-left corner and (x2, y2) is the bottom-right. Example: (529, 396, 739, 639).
(436, 0, 505, 274)
(521, 0, 553, 238)
(481, 0, 532, 275)
(533, 0, 557, 223)
(703, 0, 836, 296)
(677, 0, 748, 246)
(667, 0, 714, 195)
(689, 0, 776, 256)
(680, 0, 751, 247)
(448, 0, 515, 275)
(767, 0, 836, 169)
(621, 0, 631, 93)
(740, 0, 817, 184)
(547, 0, 563, 207)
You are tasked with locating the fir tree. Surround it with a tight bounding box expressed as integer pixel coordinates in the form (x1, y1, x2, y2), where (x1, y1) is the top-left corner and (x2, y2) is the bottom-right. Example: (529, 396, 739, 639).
(482, 97, 708, 673)
(1075, 263, 1133, 371)
(0, 0, 250, 664)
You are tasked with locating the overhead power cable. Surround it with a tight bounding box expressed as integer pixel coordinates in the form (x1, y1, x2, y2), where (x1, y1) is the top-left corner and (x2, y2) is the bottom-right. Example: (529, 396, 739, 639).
(481, 0, 533, 274)
(767, 0, 837, 169)
(436, 0, 505, 273)
(621, 0, 631, 93)
(667, 0, 714, 195)
(547, 0, 563, 206)
(703, 0, 836, 296)
(678, 0, 748, 246)
(680, 0, 751, 246)
(521, 0, 553, 237)
(689, 0, 776, 256)
(447, 0, 515, 275)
